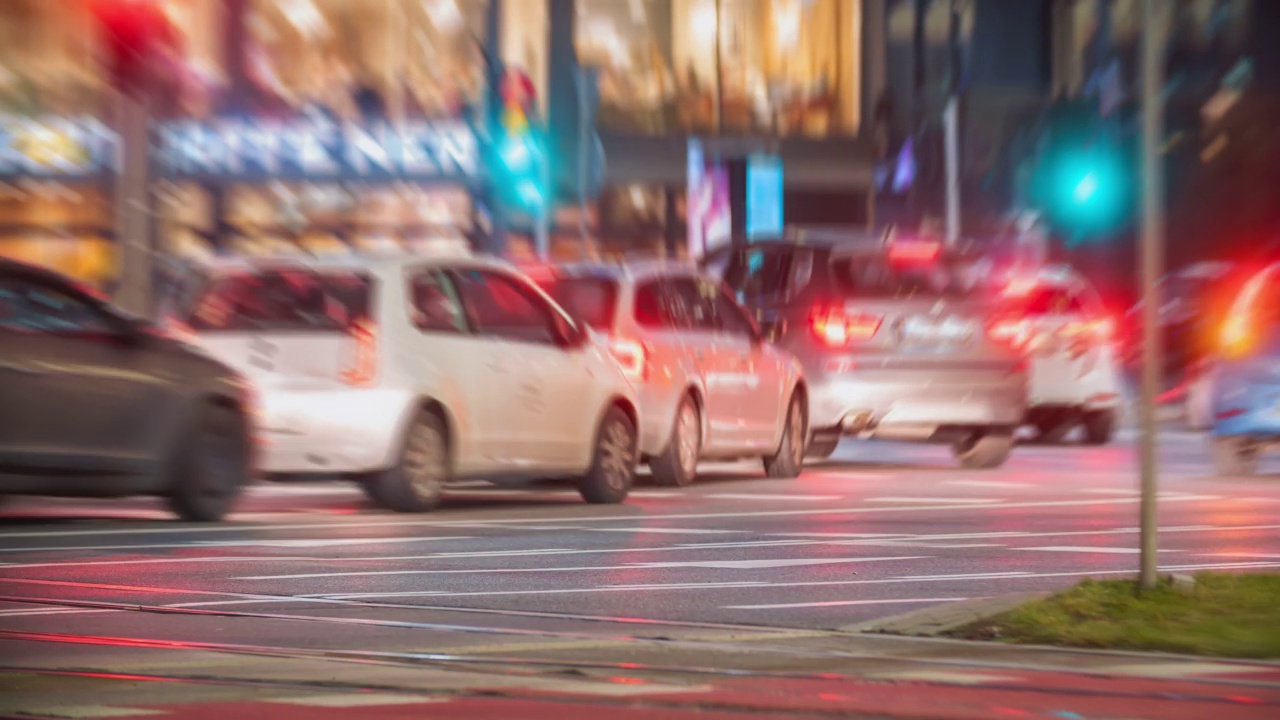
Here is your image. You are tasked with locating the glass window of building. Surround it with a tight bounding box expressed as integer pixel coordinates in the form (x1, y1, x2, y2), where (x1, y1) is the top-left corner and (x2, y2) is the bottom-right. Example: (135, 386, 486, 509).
(241, 0, 487, 120)
(577, 0, 862, 137)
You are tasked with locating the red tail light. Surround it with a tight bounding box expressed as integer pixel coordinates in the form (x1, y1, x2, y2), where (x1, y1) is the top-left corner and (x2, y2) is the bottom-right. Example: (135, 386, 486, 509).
(609, 337, 648, 381)
(811, 307, 882, 347)
(888, 240, 941, 264)
(340, 319, 378, 387)
(988, 317, 1029, 348)
(1061, 316, 1115, 343)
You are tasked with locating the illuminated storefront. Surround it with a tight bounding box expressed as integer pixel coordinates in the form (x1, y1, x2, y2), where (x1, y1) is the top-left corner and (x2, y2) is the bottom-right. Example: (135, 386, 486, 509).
(0, 0, 116, 286)
(576, 0, 864, 137)
(151, 0, 492, 259)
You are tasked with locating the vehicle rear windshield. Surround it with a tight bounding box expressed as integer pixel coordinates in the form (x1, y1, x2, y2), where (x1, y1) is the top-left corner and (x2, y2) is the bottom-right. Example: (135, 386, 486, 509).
(185, 269, 373, 332)
(831, 256, 983, 301)
(537, 276, 618, 331)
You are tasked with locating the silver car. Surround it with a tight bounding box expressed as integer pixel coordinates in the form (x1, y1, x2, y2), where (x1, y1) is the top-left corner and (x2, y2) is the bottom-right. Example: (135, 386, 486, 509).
(708, 236, 1028, 469)
(535, 262, 807, 486)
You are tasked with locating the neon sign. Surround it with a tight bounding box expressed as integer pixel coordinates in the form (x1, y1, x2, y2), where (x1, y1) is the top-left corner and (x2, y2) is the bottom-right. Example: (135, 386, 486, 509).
(0, 116, 118, 177)
(156, 118, 480, 182)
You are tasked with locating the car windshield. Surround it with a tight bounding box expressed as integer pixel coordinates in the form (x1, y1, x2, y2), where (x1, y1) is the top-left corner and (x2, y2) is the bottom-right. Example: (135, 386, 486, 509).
(831, 255, 984, 301)
(537, 276, 618, 331)
(183, 268, 373, 332)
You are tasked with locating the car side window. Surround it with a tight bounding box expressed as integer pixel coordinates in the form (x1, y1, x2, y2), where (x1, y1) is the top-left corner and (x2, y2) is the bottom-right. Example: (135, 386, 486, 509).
(665, 277, 718, 332)
(408, 270, 467, 333)
(452, 268, 561, 345)
(0, 277, 114, 336)
(711, 287, 757, 338)
(726, 248, 793, 304)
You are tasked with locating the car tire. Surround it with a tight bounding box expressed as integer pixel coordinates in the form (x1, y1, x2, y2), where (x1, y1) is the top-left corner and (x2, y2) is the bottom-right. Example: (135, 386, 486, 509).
(166, 404, 250, 522)
(1082, 409, 1116, 445)
(805, 435, 840, 460)
(763, 393, 806, 479)
(1211, 437, 1259, 476)
(579, 406, 637, 504)
(953, 429, 1015, 470)
(364, 410, 449, 513)
(1033, 416, 1074, 444)
(650, 395, 700, 487)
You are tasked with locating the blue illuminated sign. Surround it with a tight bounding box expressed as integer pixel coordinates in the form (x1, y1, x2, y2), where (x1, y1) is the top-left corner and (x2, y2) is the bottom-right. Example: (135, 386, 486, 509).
(746, 154, 783, 239)
(0, 115, 118, 178)
(156, 118, 480, 182)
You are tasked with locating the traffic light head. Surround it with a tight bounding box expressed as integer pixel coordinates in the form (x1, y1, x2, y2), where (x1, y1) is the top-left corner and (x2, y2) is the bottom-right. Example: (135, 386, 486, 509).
(1034, 143, 1132, 241)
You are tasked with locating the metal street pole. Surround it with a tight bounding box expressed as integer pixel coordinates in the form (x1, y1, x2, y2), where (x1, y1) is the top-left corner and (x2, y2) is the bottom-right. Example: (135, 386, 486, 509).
(1138, 0, 1165, 591)
(943, 0, 962, 247)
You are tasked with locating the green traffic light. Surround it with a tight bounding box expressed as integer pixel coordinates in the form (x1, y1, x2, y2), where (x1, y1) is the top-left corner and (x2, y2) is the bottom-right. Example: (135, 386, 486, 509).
(1072, 172, 1100, 204)
(499, 135, 534, 174)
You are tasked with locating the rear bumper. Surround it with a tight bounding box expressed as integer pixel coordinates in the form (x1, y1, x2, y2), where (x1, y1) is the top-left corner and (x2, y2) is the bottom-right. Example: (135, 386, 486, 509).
(808, 371, 1027, 437)
(254, 388, 414, 474)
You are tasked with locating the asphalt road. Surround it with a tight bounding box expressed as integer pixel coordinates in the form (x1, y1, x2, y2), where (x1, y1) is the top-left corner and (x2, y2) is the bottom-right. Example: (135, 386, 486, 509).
(2, 429, 1280, 719)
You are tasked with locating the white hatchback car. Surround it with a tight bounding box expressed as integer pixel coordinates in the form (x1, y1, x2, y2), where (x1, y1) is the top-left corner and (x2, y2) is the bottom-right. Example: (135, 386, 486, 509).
(533, 262, 807, 486)
(170, 250, 640, 511)
(1000, 267, 1124, 444)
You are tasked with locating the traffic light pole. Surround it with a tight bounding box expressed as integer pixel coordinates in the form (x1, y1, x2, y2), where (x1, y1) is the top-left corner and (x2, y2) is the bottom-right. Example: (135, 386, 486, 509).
(112, 89, 155, 318)
(1137, 0, 1165, 592)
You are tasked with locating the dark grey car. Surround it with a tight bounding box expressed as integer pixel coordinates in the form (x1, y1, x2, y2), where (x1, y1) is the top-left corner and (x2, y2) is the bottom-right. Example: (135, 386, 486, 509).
(0, 260, 253, 521)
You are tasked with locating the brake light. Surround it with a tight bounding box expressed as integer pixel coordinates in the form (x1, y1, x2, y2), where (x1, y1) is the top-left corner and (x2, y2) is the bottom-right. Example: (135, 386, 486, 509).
(888, 240, 941, 264)
(811, 307, 882, 347)
(988, 317, 1030, 348)
(1221, 270, 1269, 358)
(609, 337, 648, 381)
(340, 319, 378, 387)
(1061, 317, 1115, 343)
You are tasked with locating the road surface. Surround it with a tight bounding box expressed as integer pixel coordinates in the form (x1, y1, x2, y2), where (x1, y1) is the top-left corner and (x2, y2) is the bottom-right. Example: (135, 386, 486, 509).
(2, 431, 1279, 719)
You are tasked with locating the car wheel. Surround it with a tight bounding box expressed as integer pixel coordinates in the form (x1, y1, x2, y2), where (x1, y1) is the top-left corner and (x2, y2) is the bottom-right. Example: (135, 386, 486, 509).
(763, 393, 806, 479)
(805, 435, 840, 460)
(953, 429, 1015, 470)
(1033, 416, 1074, 444)
(1082, 409, 1116, 445)
(166, 404, 250, 522)
(650, 395, 700, 487)
(579, 406, 637, 504)
(1211, 437, 1259, 476)
(364, 411, 449, 513)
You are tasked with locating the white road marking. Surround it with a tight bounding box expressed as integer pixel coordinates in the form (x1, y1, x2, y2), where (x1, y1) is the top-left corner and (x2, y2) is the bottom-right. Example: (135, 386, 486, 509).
(264, 694, 445, 708)
(870, 670, 1017, 685)
(237, 555, 929, 580)
(585, 527, 741, 535)
(1100, 662, 1280, 678)
(725, 597, 970, 610)
(194, 537, 477, 548)
(0, 495, 1221, 539)
(706, 493, 843, 501)
(15, 707, 164, 719)
(1203, 552, 1280, 559)
(631, 556, 928, 570)
(853, 541, 1006, 549)
(628, 491, 685, 498)
(316, 561, 1280, 601)
(941, 480, 1031, 489)
(1017, 546, 1183, 554)
(0, 555, 321, 570)
(889, 571, 1034, 580)
(770, 533, 916, 539)
(1083, 489, 1140, 495)
(865, 497, 1003, 504)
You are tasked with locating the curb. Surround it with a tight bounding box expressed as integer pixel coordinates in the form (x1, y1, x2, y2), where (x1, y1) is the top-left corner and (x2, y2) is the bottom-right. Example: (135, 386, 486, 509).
(840, 592, 1045, 636)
